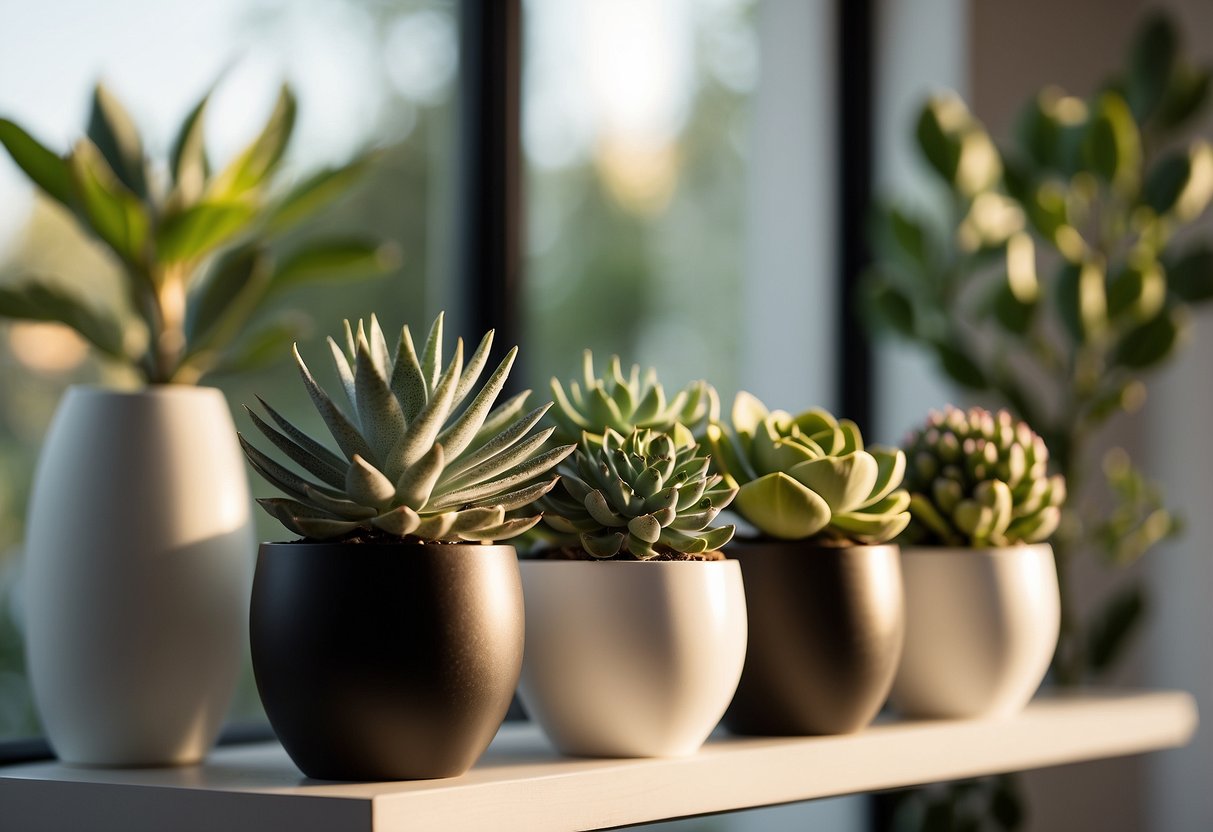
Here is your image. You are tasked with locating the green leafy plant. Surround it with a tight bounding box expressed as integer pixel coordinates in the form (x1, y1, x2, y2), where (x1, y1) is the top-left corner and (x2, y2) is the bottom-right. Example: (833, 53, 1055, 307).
(865, 12, 1197, 685)
(241, 312, 574, 542)
(535, 425, 737, 560)
(548, 350, 719, 444)
(903, 406, 1066, 547)
(705, 392, 910, 544)
(0, 82, 398, 384)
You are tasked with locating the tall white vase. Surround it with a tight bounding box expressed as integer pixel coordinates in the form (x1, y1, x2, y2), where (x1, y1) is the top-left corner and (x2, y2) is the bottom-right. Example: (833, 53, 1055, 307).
(24, 386, 253, 766)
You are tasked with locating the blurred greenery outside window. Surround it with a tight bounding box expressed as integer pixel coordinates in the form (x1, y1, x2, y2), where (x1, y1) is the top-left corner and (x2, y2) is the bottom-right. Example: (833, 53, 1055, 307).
(0, 0, 758, 740)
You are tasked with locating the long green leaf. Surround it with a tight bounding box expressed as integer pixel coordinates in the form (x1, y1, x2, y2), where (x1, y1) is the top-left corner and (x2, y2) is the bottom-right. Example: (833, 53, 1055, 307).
(442, 403, 551, 482)
(87, 84, 147, 197)
(294, 344, 375, 464)
(0, 119, 73, 208)
(67, 139, 150, 266)
(435, 347, 518, 460)
(209, 84, 296, 199)
(157, 201, 256, 263)
(427, 445, 575, 511)
(170, 91, 211, 189)
(270, 238, 399, 292)
(244, 403, 346, 489)
(255, 394, 348, 472)
(265, 150, 382, 233)
(185, 243, 268, 344)
(354, 329, 406, 464)
(0, 281, 126, 358)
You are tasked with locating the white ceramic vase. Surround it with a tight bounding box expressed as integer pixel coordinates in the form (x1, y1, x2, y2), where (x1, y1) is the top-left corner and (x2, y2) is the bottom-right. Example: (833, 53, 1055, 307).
(24, 386, 253, 766)
(891, 543, 1060, 719)
(518, 560, 747, 758)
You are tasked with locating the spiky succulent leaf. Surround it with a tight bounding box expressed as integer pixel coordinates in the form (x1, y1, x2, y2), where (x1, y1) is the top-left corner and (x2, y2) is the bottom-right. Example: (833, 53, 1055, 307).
(902, 405, 1066, 546)
(242, 313, 574, 542)
(536, 427, 737, 560)
(709, 392, 911, 544)
(549, 350, 719, 444)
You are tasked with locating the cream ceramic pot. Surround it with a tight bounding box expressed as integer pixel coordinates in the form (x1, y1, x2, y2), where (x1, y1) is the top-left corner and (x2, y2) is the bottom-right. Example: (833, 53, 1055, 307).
(24, 386, 253, 766)
(518, 559, 747, 758)
(891, 543, 1060, 719)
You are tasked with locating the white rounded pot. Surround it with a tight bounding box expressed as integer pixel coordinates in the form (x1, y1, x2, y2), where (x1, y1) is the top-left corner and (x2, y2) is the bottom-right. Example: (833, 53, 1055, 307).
(24, 386, 253, 766)
(518, 560, 747, 758)
(891, 543, 1060, 719)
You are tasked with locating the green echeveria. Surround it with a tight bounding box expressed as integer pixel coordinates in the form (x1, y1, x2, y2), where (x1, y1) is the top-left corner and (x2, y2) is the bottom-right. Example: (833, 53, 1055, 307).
(548, 350, 719, 444)
(241, 312, 574, 542)
(902, 405, 1066, 547)
(536, 425, 737, 560)
(706, 392, 911, 544)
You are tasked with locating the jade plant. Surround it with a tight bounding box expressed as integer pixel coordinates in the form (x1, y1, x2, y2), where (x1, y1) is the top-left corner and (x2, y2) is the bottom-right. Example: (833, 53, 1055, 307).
(241, 312, 574, 541)
(548, 350, 719, 444)
(535, 425, 737, 560)
(0, 82, 396, 384)
(705, 392, 910, 545)
(902, 406, 1066, 547)
(864, 11, 1196, 687)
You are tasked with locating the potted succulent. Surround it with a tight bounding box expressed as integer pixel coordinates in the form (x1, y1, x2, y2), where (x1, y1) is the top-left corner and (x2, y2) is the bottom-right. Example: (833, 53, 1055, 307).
(706, 392, 910, 736)
(890, 405, 1066, 719)
(2, 84, 395, 766)
(241, 312, 573, 781)
(519, 425, 747, 758)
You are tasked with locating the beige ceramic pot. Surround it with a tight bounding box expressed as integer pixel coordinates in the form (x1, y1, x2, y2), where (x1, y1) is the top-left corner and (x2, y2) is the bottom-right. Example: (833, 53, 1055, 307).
(518, 559, 747, 758)
(891, 543, 1060, 719)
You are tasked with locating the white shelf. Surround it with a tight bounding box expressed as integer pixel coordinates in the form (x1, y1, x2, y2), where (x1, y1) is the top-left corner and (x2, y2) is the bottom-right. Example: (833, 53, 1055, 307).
(0, 690, 1197, 832)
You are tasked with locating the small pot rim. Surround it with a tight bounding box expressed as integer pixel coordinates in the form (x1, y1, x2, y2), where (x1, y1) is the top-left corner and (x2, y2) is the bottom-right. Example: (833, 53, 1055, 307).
(728, 537, 899, 552)
(519, 556, 737, 567)
(900, 542, 1053, 557)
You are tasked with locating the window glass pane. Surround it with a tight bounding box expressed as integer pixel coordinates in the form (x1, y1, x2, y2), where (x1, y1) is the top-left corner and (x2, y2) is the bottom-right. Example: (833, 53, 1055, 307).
(522, 0, 757, 398)
(0, 0, 456, 740)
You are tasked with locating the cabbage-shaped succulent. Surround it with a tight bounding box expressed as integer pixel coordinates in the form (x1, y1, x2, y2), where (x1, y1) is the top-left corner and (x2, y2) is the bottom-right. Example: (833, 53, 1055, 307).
(548, 350, 719, 444)
(903, 405, 1066, 547)
(705, 392, 910, 544)
(536, 425, 737, 560)
(241, 312, 575, 541)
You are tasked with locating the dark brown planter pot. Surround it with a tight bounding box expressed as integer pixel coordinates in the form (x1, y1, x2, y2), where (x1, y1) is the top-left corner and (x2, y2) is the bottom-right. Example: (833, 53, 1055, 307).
(250, 542, 524, 781)
(722, 540, 904, 736)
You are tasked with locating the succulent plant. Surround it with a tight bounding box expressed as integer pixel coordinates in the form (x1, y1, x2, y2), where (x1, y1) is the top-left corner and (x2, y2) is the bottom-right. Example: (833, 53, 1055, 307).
(241, 312, 575, 542)
(902, 405, 1066, 547)
(536, 425, 737, 560)
(705, 392, 911, 544)
(548, 350, 719, 444)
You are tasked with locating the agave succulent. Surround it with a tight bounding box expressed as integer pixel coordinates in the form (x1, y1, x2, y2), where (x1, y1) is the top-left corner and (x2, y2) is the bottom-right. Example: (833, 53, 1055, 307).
(536, 425, 737, 560)
(902, 405, 1066, 547)
(241, 312, 575, 542)
(705, 392, 910, 544)
(548, 351, 719, 444)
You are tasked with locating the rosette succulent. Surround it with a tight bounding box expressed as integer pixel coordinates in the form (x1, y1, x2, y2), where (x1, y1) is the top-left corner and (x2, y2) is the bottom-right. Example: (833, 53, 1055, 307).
(536, 425, 737, 560)
(902, 405, 1066, 547)
(705, 393, 911, 544)
(241, 312, 575, 541)
(548, 351, 719, 444)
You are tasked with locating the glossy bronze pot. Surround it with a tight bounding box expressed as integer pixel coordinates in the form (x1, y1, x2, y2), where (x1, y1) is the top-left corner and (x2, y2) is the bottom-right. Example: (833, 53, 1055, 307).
(723, 540, 904, 735)
(250, 542, 524, 781)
